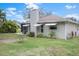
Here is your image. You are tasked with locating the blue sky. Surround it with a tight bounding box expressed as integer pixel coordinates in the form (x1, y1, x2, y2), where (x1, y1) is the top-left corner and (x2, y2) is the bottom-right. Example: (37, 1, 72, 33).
(39, 3, 79, 16)
(0, 3, 79, 22)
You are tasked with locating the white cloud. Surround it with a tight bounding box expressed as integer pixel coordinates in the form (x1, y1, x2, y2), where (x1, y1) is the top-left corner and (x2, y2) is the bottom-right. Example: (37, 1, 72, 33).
(65, 5, 76, 10)
(7, 8, 16, 11)
(15, 15, 23, 19)
(15, 14, 24, 22)
(18, 11, 23, 13)
(64, 14, 79, 20)
(5, 7, 25, 23)
(25, 3, 39, 9)
(6, 7, 17, 15)
(6, 14, 12, 17)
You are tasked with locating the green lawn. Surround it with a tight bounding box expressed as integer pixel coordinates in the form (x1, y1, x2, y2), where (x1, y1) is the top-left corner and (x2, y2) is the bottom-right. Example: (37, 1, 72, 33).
(0, 33, 18, 39)
(0, 33, 79, 56)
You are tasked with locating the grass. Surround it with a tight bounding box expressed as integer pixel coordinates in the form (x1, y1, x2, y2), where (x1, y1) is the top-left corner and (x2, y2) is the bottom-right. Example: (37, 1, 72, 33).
(0, 33, 79, 56)
(0, 33, 18, 39)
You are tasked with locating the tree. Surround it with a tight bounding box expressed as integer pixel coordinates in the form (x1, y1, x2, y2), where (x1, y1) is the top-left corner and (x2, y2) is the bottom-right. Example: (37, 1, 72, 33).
(23, 8, 30, 20)
(0, 9, 6, 26)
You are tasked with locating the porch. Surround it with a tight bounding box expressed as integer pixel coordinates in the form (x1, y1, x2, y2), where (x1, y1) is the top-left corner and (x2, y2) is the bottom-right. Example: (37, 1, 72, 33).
(35, 23, 57, 37)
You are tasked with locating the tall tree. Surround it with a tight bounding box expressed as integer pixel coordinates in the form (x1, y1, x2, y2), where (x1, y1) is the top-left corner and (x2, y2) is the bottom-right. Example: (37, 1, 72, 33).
(0, 9, 6, 26)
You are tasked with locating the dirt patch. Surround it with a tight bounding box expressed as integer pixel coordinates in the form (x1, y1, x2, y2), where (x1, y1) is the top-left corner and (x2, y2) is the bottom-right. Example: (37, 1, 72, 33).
(16, 47, 69, 56)
(0, 39, 17, 43)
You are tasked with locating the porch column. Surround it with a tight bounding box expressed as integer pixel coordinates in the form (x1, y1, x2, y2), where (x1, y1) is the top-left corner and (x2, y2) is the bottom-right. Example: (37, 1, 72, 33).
(65, 22, 67, 40)
(43, 25, 49, 36)
(34, 27, 37, 37)
(33, 24, 42, 37)
(30, 26, 37, 37)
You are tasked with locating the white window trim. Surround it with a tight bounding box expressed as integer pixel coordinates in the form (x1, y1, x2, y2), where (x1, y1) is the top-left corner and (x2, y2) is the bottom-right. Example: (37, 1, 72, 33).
(45, 23, 57, 26)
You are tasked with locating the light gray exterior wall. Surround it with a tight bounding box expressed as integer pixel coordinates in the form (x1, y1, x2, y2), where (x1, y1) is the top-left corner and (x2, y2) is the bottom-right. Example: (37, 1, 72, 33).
(65, 22, 78, 38)
(43, 22, 79, 39)
(43, 23, 66, 39)
(55, 23, 66, 39)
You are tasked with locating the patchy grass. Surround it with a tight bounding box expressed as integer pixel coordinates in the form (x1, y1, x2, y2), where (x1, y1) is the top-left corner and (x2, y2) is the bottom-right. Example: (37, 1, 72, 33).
(0, 33, 79, 56)
(0, 33, 18, 39)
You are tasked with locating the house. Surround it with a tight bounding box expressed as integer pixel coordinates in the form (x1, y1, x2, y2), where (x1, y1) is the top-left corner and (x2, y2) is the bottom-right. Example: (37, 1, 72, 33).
(22, 8, 79, 40)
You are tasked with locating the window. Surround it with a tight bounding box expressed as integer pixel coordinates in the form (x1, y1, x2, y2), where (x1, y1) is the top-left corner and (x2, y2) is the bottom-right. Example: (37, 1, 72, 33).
(50, 25, 57, 30)
(41, 25, 43, 33)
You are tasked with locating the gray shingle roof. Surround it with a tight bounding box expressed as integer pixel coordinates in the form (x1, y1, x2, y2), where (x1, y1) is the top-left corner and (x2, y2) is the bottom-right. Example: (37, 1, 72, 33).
(38, 15, 79, 24)
(38, 15, 65, 23)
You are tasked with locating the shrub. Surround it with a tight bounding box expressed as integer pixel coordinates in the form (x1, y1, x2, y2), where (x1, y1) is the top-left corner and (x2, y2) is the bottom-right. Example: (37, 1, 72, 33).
(27, 32, 35, 37)
(49, 31, 55, 38)
(37, 33, 44, 38)
(17, 40, 24, 43)
(0, 20, 19, 33)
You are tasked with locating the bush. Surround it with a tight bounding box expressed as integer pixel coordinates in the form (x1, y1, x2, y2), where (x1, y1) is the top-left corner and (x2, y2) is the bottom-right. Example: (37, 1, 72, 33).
(27, 32, 35, 37)
(37, 33, 45, 38)
(0, 20, 19, 33)
(49, 31, 55, 38)
(17, 40, 24, 43)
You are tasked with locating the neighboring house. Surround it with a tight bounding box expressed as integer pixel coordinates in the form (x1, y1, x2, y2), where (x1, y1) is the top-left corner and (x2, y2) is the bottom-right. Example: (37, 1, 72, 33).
(22, 9, 79, 40)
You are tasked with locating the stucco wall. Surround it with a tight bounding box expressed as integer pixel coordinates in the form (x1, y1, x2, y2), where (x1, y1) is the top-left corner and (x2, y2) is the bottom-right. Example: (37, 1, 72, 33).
(55, 23, 65, 39)
(66, 22, 78, 38)
(43, 23, 66, 39)
(40, 22, 79, 39)
(53, 22, 79, 39)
